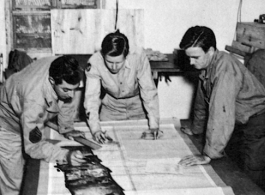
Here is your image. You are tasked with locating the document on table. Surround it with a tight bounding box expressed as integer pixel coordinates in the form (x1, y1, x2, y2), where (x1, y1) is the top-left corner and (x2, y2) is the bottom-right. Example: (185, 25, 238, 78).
(145, 158, 184, 174)
(46, 120, 235, 195)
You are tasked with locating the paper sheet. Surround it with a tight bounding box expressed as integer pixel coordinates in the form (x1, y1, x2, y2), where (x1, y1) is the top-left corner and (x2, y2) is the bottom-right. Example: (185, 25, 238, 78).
(44, 120, 234, 195)
(145, 158, 183, 174)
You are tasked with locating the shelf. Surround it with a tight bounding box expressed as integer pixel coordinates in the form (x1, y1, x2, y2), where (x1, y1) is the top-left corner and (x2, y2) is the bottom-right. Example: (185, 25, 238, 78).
(11, 0, 100, 51)
(225, 45, 249, 57)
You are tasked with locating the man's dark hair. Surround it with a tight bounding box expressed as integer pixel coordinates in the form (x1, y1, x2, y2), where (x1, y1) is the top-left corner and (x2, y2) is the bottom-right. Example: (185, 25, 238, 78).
(49, 56, 81, 85)
(101, 29, 130, 58)
(179, 26, 217, 52)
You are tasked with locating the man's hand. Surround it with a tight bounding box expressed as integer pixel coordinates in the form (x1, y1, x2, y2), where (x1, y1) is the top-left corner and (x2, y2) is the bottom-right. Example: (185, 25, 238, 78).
(93, 130, 113, 144)
(63, 130, 85, 140)
(141, 128, 163, 140)
(67, 150, 86, 166)
(178, 154, 211, 166)
(180, 126, 194, 135)
(150, 128, 164, 140)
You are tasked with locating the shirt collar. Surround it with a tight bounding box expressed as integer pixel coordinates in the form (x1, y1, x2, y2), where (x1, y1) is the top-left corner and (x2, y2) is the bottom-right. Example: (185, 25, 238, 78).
(42, 76, 60, 112)
(199, 49, 219, 81)
(100, 53, 131, 72)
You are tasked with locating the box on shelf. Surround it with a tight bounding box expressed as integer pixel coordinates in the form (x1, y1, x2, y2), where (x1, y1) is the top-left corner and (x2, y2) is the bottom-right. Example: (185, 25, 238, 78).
(236, 22, 265, 49)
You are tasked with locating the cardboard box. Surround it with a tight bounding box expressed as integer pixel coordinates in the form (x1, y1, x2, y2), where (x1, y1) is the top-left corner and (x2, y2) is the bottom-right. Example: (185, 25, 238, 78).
(236, 22, 265, 49)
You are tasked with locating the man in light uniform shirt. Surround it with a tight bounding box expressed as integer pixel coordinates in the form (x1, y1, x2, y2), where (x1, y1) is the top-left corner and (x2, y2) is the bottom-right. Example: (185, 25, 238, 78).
(84, 30, 160, 143)
(0, 56, 86, 195)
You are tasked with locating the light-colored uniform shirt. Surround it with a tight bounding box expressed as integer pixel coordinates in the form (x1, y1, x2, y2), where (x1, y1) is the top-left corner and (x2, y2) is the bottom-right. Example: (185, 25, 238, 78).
(0, 56, 76, 162)
(192, 50, 265, 159)
(84, 48, 159, 133)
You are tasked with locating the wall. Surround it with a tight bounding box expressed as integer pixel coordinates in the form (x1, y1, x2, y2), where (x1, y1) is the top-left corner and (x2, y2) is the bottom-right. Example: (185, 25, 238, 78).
(1, 0, 264, 118)
(0, 0, 7, 82)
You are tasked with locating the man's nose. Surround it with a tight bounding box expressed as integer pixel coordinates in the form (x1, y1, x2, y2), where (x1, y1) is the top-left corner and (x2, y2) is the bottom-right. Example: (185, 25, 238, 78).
(68, 90, 74, 98)
(112, 63, 117, 69)
(190, 58, 195, 65)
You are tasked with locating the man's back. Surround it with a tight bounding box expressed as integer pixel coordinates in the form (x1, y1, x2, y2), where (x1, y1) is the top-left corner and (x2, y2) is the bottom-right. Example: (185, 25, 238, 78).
(0, 56, 58, 133)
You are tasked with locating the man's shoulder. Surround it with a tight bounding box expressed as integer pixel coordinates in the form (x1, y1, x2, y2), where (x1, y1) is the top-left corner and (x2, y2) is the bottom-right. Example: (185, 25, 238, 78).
(128, 47, 145, 56)
(126, 47, 147, 64)
(211, 51, 245, 78)
(215, 51, 242, 67)
(88, 51, 102, 63)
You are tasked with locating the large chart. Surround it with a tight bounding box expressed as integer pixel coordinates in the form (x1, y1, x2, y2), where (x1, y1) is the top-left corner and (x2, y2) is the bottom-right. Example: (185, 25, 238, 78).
(38, 119, 235, 195)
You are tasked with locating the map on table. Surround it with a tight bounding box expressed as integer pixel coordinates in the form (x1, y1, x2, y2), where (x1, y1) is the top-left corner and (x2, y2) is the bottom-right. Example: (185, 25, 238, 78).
(44, 120, 235, 195)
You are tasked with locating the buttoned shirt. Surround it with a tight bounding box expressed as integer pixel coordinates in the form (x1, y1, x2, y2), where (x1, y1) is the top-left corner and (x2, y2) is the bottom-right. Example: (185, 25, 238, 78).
(84, 48, 159, 133)
(0, 56, 76, 162)
(192, 50, 265, 159)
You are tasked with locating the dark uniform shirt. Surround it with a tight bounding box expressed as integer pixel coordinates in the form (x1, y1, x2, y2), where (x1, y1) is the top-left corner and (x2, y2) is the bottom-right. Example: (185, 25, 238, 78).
(192, 50, 265, 158)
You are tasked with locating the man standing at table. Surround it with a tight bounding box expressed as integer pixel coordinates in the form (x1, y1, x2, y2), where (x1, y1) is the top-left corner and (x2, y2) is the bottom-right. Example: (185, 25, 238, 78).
(178, 26, 265, 190)
(0, 56, 86, 195)
(84, 30, 160, 143)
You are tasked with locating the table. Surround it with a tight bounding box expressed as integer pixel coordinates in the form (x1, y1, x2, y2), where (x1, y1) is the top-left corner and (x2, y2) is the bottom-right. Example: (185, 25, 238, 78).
(150, 54, 183, 86)
(21, 118, 265, 195)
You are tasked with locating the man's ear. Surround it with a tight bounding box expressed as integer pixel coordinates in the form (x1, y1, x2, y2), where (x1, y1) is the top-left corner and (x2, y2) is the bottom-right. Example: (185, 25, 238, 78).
(49, 77, 55, 85)
(208, 46, 215, 56)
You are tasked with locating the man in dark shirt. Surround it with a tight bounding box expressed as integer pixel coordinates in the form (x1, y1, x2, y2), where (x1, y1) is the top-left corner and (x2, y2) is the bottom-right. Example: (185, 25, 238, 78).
(178, 26, 265, 190)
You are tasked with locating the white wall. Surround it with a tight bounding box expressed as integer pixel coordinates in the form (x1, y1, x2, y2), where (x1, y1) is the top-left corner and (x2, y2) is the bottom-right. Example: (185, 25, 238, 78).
(0, 0, 7, 82)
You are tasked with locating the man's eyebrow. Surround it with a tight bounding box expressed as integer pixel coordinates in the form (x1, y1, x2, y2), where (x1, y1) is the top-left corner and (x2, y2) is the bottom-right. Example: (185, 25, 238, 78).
(105, 59, 124, 63)
(105, 59, 112, 63)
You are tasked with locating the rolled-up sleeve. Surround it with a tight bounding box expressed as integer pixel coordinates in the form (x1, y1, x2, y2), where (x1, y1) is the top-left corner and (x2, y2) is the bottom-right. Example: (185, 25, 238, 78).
(84, 64, 102, 134)
(22, 101, 68, 163)
(137, 51, 160, 129)
(203, 66, 238, 159)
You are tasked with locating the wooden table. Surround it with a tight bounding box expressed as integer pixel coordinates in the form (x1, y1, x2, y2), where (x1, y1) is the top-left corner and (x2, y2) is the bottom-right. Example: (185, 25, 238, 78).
(20, 118, 265, 195)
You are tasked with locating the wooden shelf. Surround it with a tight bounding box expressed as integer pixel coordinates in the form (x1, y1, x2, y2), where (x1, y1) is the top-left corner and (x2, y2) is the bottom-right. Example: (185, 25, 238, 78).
(11, 0, 100, 52)
(225, 45, 249, 57)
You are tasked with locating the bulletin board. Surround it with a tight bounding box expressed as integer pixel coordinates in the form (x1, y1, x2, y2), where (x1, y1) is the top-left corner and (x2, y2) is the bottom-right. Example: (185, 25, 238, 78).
(51, 9, 144, 54)
(13, 13, 52, 50)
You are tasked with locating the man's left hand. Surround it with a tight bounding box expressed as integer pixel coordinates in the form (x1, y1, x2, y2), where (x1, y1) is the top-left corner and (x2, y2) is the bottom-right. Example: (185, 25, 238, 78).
(178, 154, 211, 166)
(142, 128, 163, 140)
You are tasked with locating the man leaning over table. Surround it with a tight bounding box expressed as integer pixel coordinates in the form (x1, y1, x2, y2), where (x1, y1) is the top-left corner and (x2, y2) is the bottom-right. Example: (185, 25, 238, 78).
(0, 56, 87, 195)
(178, 26, 265, 190)
(84, 30, 160, 143)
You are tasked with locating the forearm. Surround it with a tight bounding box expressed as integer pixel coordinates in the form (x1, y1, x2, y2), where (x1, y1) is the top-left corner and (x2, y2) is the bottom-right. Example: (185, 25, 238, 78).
(148, 115, 159, 129)
(87, 118, 102, 135)
(25, 139, 69, 162)
(45, 121, 59, 132)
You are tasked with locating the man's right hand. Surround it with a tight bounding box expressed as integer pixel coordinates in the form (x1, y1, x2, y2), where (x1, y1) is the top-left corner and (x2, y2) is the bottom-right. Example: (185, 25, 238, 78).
(93, 130, 112, 144)
(180, 126, 194, 135)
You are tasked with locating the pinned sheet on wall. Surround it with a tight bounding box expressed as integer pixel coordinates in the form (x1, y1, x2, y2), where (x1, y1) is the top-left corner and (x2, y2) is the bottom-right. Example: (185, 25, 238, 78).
(51, 9, 144, 54)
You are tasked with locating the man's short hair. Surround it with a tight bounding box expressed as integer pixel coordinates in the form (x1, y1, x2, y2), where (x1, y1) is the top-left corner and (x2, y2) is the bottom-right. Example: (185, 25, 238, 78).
(179, 26, 217, 52)
(49, 56, 81, 85)
(101, 29, 130, 58)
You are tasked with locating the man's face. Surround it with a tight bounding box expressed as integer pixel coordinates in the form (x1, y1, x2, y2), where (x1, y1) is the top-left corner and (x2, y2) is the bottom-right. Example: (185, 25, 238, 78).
(53, 80, 80, 101)
(185, 47, 214, 70)
(104, 54, 126, 74)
